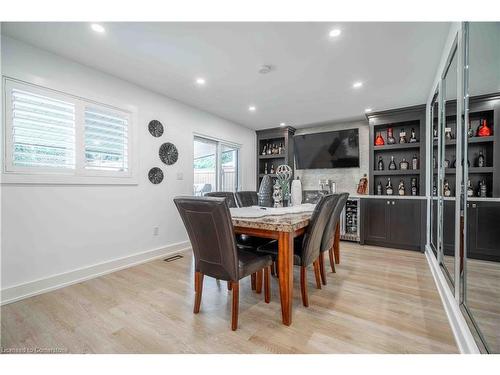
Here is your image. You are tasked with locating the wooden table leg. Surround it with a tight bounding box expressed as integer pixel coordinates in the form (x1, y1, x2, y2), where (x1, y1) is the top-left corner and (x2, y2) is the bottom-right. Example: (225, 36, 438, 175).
(334, 222, 340, 264)
(277, 231, 294, 326)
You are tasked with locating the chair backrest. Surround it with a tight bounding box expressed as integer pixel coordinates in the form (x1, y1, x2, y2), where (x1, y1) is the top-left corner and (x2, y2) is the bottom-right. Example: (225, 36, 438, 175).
(174, 196, 239, 281)
(204, 192, 237, 208)
(300, 194, 336, 266)
(235, 191, 258, 207)
(321, 193, 349, 253)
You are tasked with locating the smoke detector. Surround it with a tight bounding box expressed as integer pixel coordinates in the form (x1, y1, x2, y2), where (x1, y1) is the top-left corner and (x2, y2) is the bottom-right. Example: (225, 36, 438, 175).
(258, 64, 275, 74)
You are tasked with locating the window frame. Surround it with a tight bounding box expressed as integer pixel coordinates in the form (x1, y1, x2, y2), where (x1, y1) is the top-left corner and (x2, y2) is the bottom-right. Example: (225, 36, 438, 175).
(193, 134, 241, 193)
(2, 77, 137, 185)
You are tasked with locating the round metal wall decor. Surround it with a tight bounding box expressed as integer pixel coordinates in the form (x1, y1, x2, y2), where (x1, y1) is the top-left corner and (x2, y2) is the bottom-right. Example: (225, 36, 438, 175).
(148, 120, 164, 137)
(159, 142, 178, 165)
(148, 167, 164, 184)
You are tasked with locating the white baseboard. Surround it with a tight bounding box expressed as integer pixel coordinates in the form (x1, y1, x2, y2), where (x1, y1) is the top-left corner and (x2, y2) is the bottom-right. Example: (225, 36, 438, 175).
(424, 245, 480, 353)
(1, 241, 191, 306)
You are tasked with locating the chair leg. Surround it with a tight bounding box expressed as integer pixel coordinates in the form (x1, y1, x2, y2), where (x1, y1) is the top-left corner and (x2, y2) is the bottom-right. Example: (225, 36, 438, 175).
(328, 247, 336, 273)
(231, 281, 239, 331)
(313, 260, 322, 290)
(227, 281, 232, 291)
(255, 270, 263, 294)
(318, 252, 327, 285)
(264, 266, 271, 303)
(334, 222, 340, 264)
(251, 273, 256, 290)
(300, 266, 309, 307)
(194, 272, 204, 313)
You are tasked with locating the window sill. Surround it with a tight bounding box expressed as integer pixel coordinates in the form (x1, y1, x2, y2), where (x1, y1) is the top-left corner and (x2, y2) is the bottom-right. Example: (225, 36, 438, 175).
(1, 172, 139, 185)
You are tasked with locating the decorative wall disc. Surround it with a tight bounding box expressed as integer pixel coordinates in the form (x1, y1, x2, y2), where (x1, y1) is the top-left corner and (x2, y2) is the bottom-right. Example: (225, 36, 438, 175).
(148, 120, 164, 137)
(148, 167, 164, 184)
(159, 142, 178, 165)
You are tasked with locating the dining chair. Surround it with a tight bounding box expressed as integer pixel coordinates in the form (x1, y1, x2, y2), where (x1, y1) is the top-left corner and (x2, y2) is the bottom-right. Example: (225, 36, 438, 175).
(235, 191, 258, 207)
(204, 191, 237, 208)
(174, 196, 273, 331)
(256, 194, 336, 307)
(319, 193, 349, 284)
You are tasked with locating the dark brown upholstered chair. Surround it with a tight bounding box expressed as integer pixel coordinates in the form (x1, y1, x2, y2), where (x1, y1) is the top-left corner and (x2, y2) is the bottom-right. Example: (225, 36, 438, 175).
(235, 191, 258, 207)
(204, 191, 237, 208)
(174, 196, 273, 330)
(257, 194, 336, 307)
(319, 193, 349, 284)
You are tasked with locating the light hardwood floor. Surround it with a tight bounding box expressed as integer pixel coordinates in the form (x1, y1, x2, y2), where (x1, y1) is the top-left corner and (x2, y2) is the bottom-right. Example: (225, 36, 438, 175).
(1, 242, 458, 353)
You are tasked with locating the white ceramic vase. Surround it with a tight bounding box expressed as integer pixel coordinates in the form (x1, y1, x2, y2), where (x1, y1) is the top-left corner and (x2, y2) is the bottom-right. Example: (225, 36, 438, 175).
(290, 177, 302, 206)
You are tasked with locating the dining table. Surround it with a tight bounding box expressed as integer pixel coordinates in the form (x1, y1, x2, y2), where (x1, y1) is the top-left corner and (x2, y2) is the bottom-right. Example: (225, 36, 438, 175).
(230, 204, 317, 326)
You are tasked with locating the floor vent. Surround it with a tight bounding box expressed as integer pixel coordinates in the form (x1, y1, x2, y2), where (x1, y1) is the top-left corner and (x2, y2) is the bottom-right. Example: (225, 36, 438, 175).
(164, 254, 183, 262)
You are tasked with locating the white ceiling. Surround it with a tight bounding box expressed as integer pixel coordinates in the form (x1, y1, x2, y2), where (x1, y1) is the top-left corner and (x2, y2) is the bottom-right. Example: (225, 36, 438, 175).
(1, 22, 450, 130)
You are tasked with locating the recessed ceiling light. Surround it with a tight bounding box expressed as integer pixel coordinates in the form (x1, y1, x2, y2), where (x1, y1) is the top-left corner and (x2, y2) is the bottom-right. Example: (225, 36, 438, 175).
(329, 29, 341, 38)
(353, 81, 363, 89)
(90, 24, 105, 33)
(248, 105, 256, 112)
(365, 108, 372, 113)
(195, 78, 206, 85)
(280, 122, 286, 127)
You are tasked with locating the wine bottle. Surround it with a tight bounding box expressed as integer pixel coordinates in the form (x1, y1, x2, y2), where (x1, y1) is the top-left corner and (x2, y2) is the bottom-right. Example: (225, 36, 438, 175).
(375, 132, 385, 146)
(478, 150, 485, 167)
(480, 179, 487, 197)
(409, 128, 417, 143)
(270, 164, 275, 174)
(433, 184, 437, 196)
(467, 179, 474, 197)
(266, 143, 272, 155)
(262, 145, 267, 155)
(398, 179, 405, 196)
(377, 156, 384, 170)
(387, 127, 396, 145)
(412, 154, 418, 170)
(386, 178, 393, 196)
(443, 180, 451, 197)
(264, 162, 268, 174)
(278, 143, 283, 154)
(399, 158, 409, 170)
(388, 156, 397, 170)
(467, 122, 474, 138)
(411, 178, 418, 196)
(445, 128, 452, 140)
(376, 181, 383, 195)
(399, 128, 407, 144)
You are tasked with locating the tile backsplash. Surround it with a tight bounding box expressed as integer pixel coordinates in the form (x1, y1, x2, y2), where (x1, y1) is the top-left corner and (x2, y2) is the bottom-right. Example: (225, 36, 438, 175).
(294, 119, 369, 195)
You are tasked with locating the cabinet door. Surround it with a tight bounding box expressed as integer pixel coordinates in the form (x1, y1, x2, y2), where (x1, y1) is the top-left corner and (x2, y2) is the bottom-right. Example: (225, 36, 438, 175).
(442, 200, 456, 256)
(468, 201, 500, 261)
(388, 199, 421, 251)
(363, 199, 390, 244)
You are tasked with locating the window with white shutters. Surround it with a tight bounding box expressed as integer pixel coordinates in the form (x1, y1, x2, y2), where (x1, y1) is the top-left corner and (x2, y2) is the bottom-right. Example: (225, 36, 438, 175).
(3, 78, 135, 183)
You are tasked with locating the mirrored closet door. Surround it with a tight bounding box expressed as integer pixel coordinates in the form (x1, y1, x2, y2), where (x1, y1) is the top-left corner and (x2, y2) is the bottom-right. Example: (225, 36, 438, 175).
(462, 21, 500, 354)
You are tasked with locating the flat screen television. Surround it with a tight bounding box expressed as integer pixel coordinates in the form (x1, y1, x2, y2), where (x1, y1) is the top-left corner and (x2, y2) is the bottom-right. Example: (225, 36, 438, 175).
(294, 128, 360, 169)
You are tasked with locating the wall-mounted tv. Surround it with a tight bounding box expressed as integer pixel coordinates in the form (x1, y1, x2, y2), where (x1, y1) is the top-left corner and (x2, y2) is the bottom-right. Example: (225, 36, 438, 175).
(294, 128, 360, 169)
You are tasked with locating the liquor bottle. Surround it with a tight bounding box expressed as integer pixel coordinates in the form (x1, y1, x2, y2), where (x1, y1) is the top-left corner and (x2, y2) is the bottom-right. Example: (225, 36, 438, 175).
(376, 181, 383, 195)
(411, 178, 418, 196)
(467, 179, 474, 197)
(377, 156, 384, 170)
(445, 127, 453, 141)
(409, 128, 417, 143)
(433, 127, 438, 139)
(433, 155, 437, 169)
(479, 179, 487, 197)
(261, 145, 267, 155)
(467, 122, 474, 138)
(264, 162, 268, 174)
(388, 155, 397, 170)
(278, 143, 283, 154)
(281, 143, 286, 154)
(387, 127, 396, 145)
(270, 164, 275, 174)
(398, 179, 405, 196)
(375, 132, 385, 146)
(411, 154, 418, 170)
(399, 158, 409, 170)
(386, 178, 393, 195)
(477, 119, 492, 137)
(433, 184, 437, 196)
(399, 128, 407, 144)
(444, 159, 450, 168)
(443, 180, 451, 197)
(478, 150, 485, 167)
(266, 143, 272, 155)
(272, 144, 277, 155)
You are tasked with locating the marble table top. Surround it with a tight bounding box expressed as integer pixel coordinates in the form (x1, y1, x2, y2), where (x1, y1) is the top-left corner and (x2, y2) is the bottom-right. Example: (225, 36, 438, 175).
(231, 206, 315, 232)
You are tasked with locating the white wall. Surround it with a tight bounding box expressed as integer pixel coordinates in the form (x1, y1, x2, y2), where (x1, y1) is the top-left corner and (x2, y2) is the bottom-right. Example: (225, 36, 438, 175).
(294, 120, 369, 195)
(0, 36, 256, 300)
